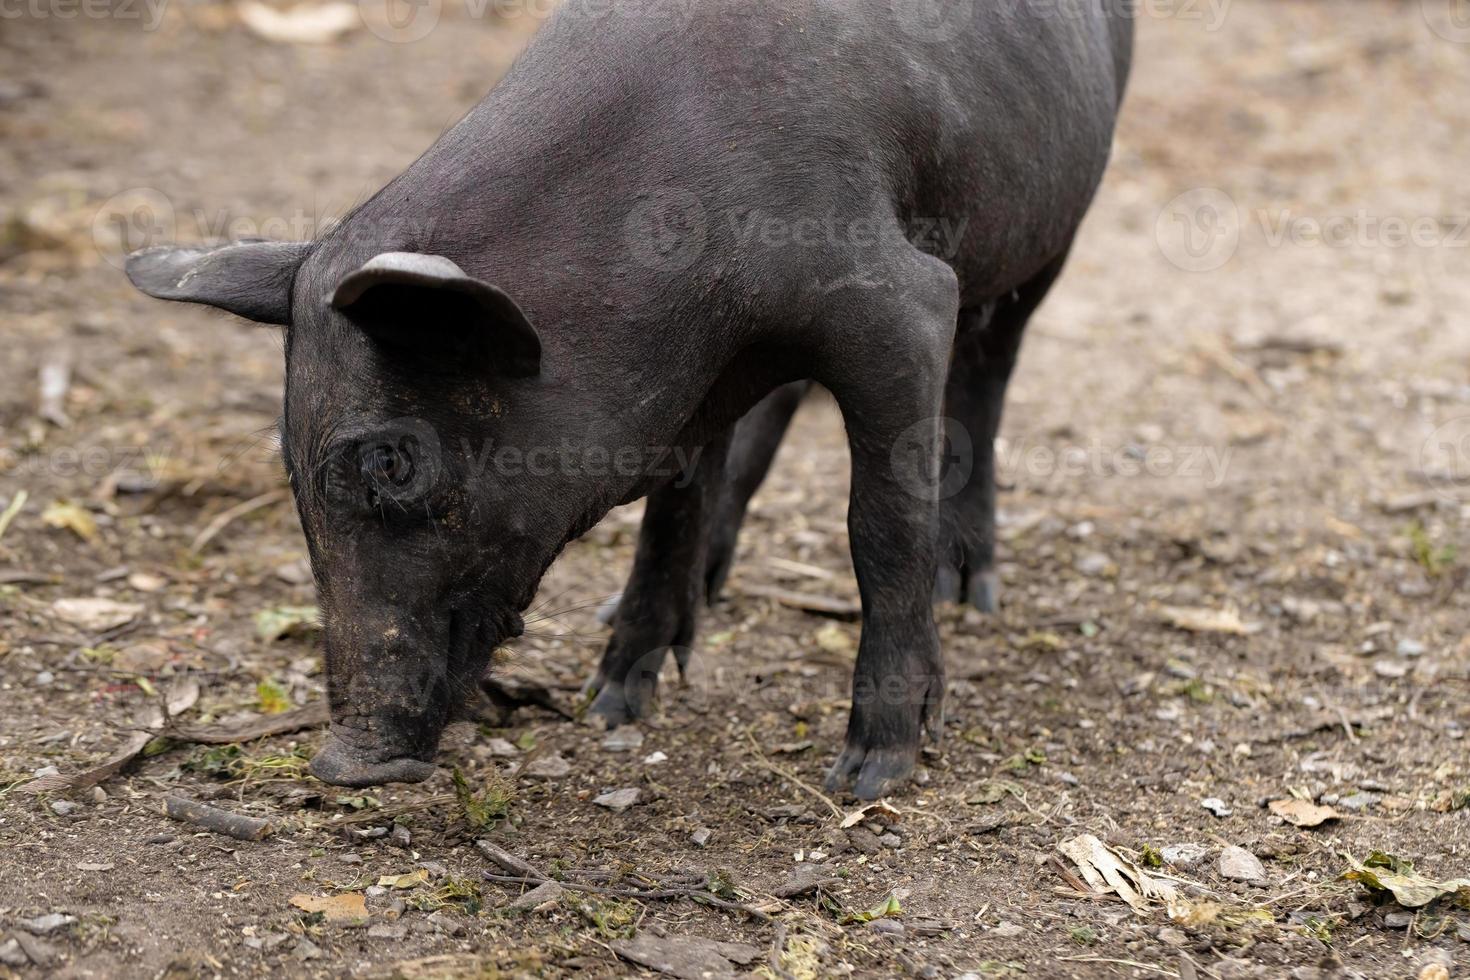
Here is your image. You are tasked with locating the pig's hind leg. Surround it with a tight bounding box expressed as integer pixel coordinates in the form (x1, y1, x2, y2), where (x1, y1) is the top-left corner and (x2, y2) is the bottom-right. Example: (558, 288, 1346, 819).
(817, 245, 959, 799)
(585, 432, 733, 726)
(933, 252, 1069, 612)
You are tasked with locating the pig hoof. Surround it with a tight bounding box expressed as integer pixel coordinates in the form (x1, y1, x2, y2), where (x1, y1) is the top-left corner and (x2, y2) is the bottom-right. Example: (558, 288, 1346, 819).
(310, 739, 436, 788)
(932, 563, 998, 613)
(823, 743, 917, 800)
(586, 681, 645, 728)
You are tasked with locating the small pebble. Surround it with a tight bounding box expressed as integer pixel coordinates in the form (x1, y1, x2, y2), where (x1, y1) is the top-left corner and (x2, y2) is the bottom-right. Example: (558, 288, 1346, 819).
(50, 801, 80, 817)
(1161, 843, 1210, 869)
(292, 938, 323, 961)
(878, 833, 902, 849)
(1383, 911, 1413, 929)
(1219, 845, 1266, 883)
(34, 671, 54, 687)
(1157, 926, 1188, 947)
(642, 751, 668, 765)
(867, 919, 905, 936)
(91, 787, 106, 803)
(0, 940, 28, 968)
(1201, 798, 1233, 817)
(690, 828, 712, 847)
(523, 754, 572, 780)
(1337, 792, 1379, 811)
(1396, 638, 1427, 657)
(485, 738, 518, 757)
(20, 914, 76, 935)
(145, 834, 175, 845)
(367, 923, 408, 940)
(592, 787, 640, 812)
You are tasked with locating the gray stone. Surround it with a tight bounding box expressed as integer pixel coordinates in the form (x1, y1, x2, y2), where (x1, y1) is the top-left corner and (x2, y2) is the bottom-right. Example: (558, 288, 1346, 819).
(367, 923, 408, 939)
(49, 801, 79, 817)
(523, 753, 572, 780)
(868, 918, 905, 936)
(19, 914, 75, 935)
(1161, 843, 1210, 869)
(504, 881, 564, 913)
(1337, 792, 1379, 811)
(878, 833, 902, 849)
(0, 940, 28, 968)
(1219, 845, 1266, 883)
(1383, 911, 1413, 930)
(593, 787, 640, 812)
(691, 828, 712, 847)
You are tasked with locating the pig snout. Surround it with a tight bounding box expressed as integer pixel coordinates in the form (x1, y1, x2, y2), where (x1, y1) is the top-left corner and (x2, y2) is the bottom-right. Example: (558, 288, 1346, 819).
(308, 610, 496, 787)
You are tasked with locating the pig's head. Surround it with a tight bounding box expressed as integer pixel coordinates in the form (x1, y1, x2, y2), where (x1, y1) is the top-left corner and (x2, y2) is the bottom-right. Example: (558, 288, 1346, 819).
(127, 240, 563, 787)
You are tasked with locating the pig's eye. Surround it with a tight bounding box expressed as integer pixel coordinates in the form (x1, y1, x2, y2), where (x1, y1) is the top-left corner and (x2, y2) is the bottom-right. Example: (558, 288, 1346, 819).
(357, 442, 418, 510)
(360, 443, 414, 488)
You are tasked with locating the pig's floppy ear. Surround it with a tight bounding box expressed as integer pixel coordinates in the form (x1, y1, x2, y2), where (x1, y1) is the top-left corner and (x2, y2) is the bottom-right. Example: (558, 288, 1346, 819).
(125, 241, 310, 326)
(331, 252, 541, 378)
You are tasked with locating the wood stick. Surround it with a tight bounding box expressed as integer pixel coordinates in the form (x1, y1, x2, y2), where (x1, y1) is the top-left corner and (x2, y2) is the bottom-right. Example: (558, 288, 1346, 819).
(164, 795, 274, 841)
(475, 839, 542, 878)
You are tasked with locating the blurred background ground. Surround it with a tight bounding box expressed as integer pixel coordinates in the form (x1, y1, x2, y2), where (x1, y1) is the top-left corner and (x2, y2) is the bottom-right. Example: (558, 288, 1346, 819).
(0, 1, 1468, 977)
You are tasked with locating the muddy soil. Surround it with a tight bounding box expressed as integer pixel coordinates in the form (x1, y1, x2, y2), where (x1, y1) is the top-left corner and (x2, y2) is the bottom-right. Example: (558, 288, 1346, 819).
(1, 1, 1467, 977)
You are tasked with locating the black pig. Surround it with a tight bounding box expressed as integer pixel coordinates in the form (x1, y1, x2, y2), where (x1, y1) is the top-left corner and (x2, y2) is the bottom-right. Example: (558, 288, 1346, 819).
(126, 0, 1132, 798)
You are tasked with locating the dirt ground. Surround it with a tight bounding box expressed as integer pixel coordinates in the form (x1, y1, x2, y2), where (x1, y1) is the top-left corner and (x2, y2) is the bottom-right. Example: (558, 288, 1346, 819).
(2, 1, 1468, 977)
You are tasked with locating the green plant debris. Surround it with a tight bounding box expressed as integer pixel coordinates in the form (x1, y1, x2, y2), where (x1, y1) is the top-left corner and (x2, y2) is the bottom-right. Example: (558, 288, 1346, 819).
(406, 875, 483, 915)
(185, 744, 312, 783)
(256, 679, 292, 715)
(968, 780, 1022, 805)
(1140, 844, 1164, 868)
(838, 892, 902, 925)
(1408, 521, 1456, 577)
(570, 896, 638, 938)
(1001, 748, 1046, 772)
(1342, 851, 1470, 909)
(1068, 925, 1097, 945)
(452, 766, 514, 831)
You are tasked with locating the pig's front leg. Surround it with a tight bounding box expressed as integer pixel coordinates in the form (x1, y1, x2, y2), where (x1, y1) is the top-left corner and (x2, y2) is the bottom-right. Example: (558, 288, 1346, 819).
(584, 432, 732, 726)
(818, 248, 959, 800)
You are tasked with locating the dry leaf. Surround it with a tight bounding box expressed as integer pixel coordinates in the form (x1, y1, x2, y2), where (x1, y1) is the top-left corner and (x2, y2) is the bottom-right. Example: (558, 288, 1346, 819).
(840, 800, 901, 829)
(377, 869, 430, 889)
(813, 623, 854, 654)
(1158, 605, 1261, 635)
(1342, 852, 1470, 909)
(1056, 834, 1179, 914)
(1269, 798, 1340, 828)
(290, 892, 369, 922)
(41, 501, 98, 543)
(52, 597, 144, 633)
